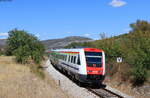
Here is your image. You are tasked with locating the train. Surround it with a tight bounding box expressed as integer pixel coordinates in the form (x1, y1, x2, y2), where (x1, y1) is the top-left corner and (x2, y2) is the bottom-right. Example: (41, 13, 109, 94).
(48, 48, 105, 84)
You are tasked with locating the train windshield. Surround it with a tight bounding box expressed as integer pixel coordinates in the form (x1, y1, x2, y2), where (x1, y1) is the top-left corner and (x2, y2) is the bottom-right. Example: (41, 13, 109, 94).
(86, 57, 102, 63)
(85, 52, 102, 67)
(85, 52, 102, 56)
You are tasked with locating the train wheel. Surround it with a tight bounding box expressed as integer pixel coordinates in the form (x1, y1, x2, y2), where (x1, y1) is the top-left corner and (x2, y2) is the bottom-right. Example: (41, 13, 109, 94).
(77, 81, 84, 87)
(71, 75, 75, 81)
(62, 69, 65, 74)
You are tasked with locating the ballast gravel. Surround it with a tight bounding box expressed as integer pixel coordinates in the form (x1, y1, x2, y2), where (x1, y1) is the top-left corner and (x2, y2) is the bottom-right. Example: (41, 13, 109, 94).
(45, 60, 99, 98)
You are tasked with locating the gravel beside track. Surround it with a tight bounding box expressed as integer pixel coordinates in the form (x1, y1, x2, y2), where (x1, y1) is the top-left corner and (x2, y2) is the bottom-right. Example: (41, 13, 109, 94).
(45, 60, 99, 98)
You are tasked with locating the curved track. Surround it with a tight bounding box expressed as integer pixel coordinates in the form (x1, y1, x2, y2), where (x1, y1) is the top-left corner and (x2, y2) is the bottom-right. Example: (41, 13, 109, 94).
(87, 88, 124, 98)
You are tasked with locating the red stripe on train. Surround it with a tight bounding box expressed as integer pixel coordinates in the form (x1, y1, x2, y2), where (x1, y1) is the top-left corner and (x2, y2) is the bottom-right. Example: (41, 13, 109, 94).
(84, 48, 103, 52)
(87, 67, 103, 75)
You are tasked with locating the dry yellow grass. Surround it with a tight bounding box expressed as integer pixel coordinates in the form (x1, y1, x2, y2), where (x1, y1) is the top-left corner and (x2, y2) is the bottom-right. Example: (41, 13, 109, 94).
(0, 56, 69, 98)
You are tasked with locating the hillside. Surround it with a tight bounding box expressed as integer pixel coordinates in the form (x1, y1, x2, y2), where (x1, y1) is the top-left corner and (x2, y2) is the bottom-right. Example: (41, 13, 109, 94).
(0, 36, 92, 49)
(41, 36, 92, 49)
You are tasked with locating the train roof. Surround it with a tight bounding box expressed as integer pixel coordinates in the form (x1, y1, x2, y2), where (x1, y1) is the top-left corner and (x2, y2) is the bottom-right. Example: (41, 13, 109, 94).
(51, 48, 103, 52)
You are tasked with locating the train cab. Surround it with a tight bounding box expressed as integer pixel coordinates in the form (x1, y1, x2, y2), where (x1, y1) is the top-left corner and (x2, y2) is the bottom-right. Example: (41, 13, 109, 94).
(78, 48, 105, 83)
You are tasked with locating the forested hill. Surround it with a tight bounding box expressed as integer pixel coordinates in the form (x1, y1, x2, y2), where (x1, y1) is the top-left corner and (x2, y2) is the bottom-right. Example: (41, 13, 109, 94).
(66, 20, 150, 86)
(41, 36, 92, 49)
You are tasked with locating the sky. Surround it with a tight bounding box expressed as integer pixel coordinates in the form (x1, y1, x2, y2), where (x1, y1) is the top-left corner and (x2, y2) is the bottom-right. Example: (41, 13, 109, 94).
(0, 0, 150, 40)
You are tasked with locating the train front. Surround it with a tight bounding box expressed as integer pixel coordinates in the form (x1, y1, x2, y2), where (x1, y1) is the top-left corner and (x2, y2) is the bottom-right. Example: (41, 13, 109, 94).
(80, 48, 105, 84)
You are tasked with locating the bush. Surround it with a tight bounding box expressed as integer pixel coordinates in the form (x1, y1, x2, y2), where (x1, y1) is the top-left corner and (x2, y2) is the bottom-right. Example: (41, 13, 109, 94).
(131, 63, 148, 86)
(32, 50, 42, 64)
(14, 45, 30, 64)
(6, 29, 45, 64)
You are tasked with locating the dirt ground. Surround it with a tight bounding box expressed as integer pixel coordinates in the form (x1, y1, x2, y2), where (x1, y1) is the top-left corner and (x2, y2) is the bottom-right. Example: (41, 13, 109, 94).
(0, 56, 70, 98)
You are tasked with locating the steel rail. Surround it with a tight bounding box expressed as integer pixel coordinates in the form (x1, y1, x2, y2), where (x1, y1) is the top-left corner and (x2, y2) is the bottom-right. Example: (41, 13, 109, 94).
(87, 88, 124, 98)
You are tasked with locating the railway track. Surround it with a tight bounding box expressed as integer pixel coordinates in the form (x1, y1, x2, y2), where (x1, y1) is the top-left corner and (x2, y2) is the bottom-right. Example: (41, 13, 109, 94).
(88, 88, 123, 98)
(86, 85, 132, 98)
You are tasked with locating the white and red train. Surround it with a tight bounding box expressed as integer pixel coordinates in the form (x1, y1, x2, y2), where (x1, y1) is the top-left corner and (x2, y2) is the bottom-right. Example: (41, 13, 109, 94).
(48, 48, 105, 84)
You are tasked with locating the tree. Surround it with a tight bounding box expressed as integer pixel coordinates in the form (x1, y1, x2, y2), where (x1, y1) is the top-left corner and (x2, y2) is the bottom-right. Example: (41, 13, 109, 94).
(6, 29, 45, 64)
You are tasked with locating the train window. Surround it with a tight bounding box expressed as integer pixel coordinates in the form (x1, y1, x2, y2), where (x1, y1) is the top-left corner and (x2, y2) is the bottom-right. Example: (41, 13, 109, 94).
(71, 56, 74, 63)
(68, 55, 70, 62)
(63, 55, 65, 60)
(59, 55, 60, 59)
(66, 55, 67, 61)
(86, 57, 102, 63)
(77, 55, 81, 65)
(64, 55, 66, 61)
(68, 55, 71, 62)
(61, 55, 63, 59)
(70, 55, 71, 62)
(64, 55, 67, 61)
(62, 55, 64, 60)
(55, 54, 57, 58)
(58, 54, 59, 58)
(61, 55, 63, 60)
(73, 56, 76, 64)
(56, 54, 59, 58)
(72, 56, 74, 63)
(63, 55, 65, 61)
(85, 52, 102, 56)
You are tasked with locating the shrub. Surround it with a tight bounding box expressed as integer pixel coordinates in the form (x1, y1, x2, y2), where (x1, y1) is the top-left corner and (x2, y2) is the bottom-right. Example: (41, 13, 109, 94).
(6, 29, 45, 64)
(14, 45, 30, 64)
(131, 63, 148, 86)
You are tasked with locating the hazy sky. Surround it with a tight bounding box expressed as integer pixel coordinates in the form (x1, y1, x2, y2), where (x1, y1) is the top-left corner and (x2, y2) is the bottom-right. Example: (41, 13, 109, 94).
(0, 0, 150, 40)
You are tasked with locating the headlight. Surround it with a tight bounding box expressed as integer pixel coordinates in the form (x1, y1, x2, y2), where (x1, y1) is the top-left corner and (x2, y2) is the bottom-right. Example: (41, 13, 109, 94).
(98, 70, 103, 73)
(87, 70, 92, 72)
